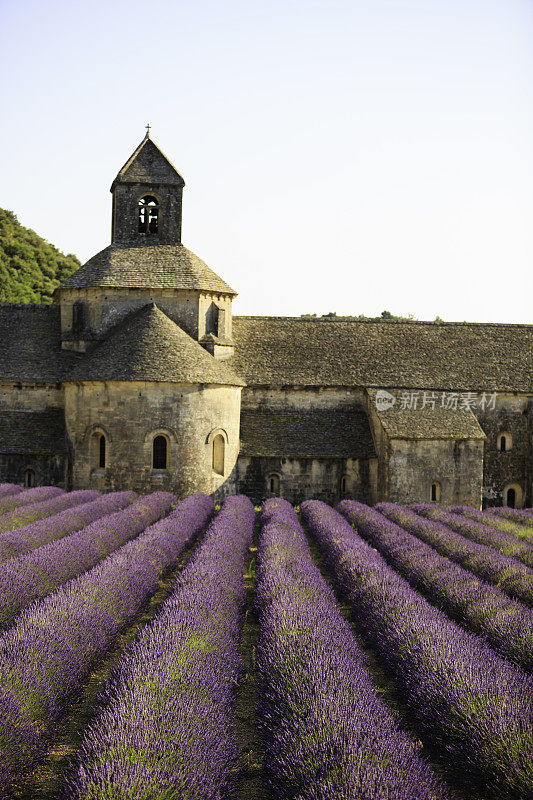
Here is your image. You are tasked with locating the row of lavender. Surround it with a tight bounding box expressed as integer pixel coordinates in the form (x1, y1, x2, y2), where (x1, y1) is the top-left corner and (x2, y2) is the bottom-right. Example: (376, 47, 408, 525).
(336, 501, 533, 671)
(66, 495, 254, 799)
(0, 484, 66, 515)
(0, 488, 100, 535)
(301, 501, 533, 799)
(377, 503, 533, 606)
(451, 504, 533, 544)
(412, 503, 533, 567)
(491, 505, 533, 523)
(255, 498, 449, 799)
(0, 490, 136, 564)
(0, 491, 214, 797)
(0, 491, 174, 629)
(0, 483, 23, 498)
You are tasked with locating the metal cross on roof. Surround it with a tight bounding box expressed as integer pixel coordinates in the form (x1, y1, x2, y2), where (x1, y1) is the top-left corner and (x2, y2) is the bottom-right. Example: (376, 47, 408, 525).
(145, 123, 151, 136)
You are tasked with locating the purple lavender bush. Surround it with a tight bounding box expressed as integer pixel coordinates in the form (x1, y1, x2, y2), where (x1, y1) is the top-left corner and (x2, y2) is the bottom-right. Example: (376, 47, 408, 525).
(380, 504, 533, 607)
(0, 484, 22, 498)
(66, 494, 253, 800)
(412, 504, 533, 568)
(489, 506, 533, 524)
(0, 490, 215, 794)
(301, 500, 533, 800)
(0, 490, 137, 564)
(0, 485, 64, 515)
(0, 489, 99, 534)
(256, 498, 450, 800)
(337, 501, 533, 672)
(0, 491, 167, 629)
(450, 505, 533, 544)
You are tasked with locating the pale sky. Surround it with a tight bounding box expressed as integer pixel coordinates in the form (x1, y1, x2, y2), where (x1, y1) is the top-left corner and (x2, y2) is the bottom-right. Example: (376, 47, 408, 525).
(1, 0, 532, 323)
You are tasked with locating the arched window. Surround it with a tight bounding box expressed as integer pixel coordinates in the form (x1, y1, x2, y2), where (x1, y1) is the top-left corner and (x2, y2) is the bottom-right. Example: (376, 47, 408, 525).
(98, 434, 106, 469)
(212, 434, 225, 475)
(340, 475, 348, 493)
(268, 474, 280, 496)
(138, 195, 159, 234)
(25, 469, 35, 488)
(431, 482, 441, 502)
(497, 432, 512, 452)
(152, 435, 168, 470)
(506, 487, 516, 508)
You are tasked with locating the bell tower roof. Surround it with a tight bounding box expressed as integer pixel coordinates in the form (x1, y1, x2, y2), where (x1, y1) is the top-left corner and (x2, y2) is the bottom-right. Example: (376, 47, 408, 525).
(110, 131, 185, 191)
(109, 130, 185, 244)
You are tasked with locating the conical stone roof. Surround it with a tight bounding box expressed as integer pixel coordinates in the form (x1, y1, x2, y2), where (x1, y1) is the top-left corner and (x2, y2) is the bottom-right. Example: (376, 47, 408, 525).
(65, 304, 245, 386)
(58, 242, 236, 294)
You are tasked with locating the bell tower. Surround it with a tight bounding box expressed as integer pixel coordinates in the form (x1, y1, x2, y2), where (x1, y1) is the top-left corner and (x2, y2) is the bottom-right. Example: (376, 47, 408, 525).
(110, 128, 185, 244)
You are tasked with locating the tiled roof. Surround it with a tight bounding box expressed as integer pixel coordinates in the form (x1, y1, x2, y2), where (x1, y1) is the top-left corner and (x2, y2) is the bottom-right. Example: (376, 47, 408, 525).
(239, 406, 376, 458)
(65, 303, 245, 386)
(57, 242, 236, 294)
(0, 304, 81, 382)
(367, 389, 486, 439)
(0, 409, 68, 454)
(111, 135, 185, 188)
(230, 317, 533, 393)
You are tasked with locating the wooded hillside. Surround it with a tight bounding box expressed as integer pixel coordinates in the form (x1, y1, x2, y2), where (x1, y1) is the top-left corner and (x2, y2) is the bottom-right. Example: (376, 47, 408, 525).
(0, 210, 80, 303)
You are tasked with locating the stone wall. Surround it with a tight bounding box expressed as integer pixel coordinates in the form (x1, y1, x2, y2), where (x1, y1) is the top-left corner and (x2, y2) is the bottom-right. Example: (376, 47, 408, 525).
(112, 183, 183, 244)
(236, 455, 377, 505)
(364, 392, 391, 501)
(0, 453, 68, 488)
(387, 438, 484, 507)
(0, 382, 63, 410)
(475, 394, 530, 508)
(64, 380, 241, 499)
(59, 287, 233, 346)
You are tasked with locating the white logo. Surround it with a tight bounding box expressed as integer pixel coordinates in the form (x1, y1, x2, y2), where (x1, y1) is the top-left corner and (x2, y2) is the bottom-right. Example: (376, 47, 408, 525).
(375, 390, 395, 411)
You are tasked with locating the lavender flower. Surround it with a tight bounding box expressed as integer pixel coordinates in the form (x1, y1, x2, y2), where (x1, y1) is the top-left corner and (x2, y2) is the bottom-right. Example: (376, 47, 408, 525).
(0, 490, 137, 564)
(412, 504, 533, 568)
(0, 490, 189, 793)
(488, 506, 533, 524)
(0, 484, 22, 498)
(338, 501, 533, 672)
(0, 485, 64, 515)
(0, 489, 99, 535)
(256, 498, 450, 800)
(301, 500, 533, 799)
(451, 505, 533, 545)
(66, 495, 253, 800)
(0, 492, 156, 629)
(380, 504, 533, 607)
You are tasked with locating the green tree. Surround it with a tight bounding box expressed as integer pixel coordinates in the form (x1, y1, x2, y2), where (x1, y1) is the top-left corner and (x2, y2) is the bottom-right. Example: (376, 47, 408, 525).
(0, 210, 80, 304)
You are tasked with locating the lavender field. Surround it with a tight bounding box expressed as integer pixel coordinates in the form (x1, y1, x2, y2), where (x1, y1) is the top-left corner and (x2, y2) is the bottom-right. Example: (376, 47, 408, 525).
(0, 484, 531, 800)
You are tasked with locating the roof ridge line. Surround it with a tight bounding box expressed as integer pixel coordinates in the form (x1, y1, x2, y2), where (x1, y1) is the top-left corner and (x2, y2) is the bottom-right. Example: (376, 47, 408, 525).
(232, 315, 533, 328)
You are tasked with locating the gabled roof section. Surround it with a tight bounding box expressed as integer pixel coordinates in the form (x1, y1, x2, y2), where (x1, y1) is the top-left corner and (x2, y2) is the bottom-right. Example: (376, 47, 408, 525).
(57, 242, 236, 294)
(65, 303, 245, 386)
(240, 406, 376, 458)
(111, 134, 185, 189)
(229, 317, 533, 393)
(367, 389, 485, 439)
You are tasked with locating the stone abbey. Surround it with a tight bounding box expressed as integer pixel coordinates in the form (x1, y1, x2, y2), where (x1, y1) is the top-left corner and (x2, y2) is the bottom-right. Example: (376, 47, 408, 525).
(0, 133, 532, 507)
